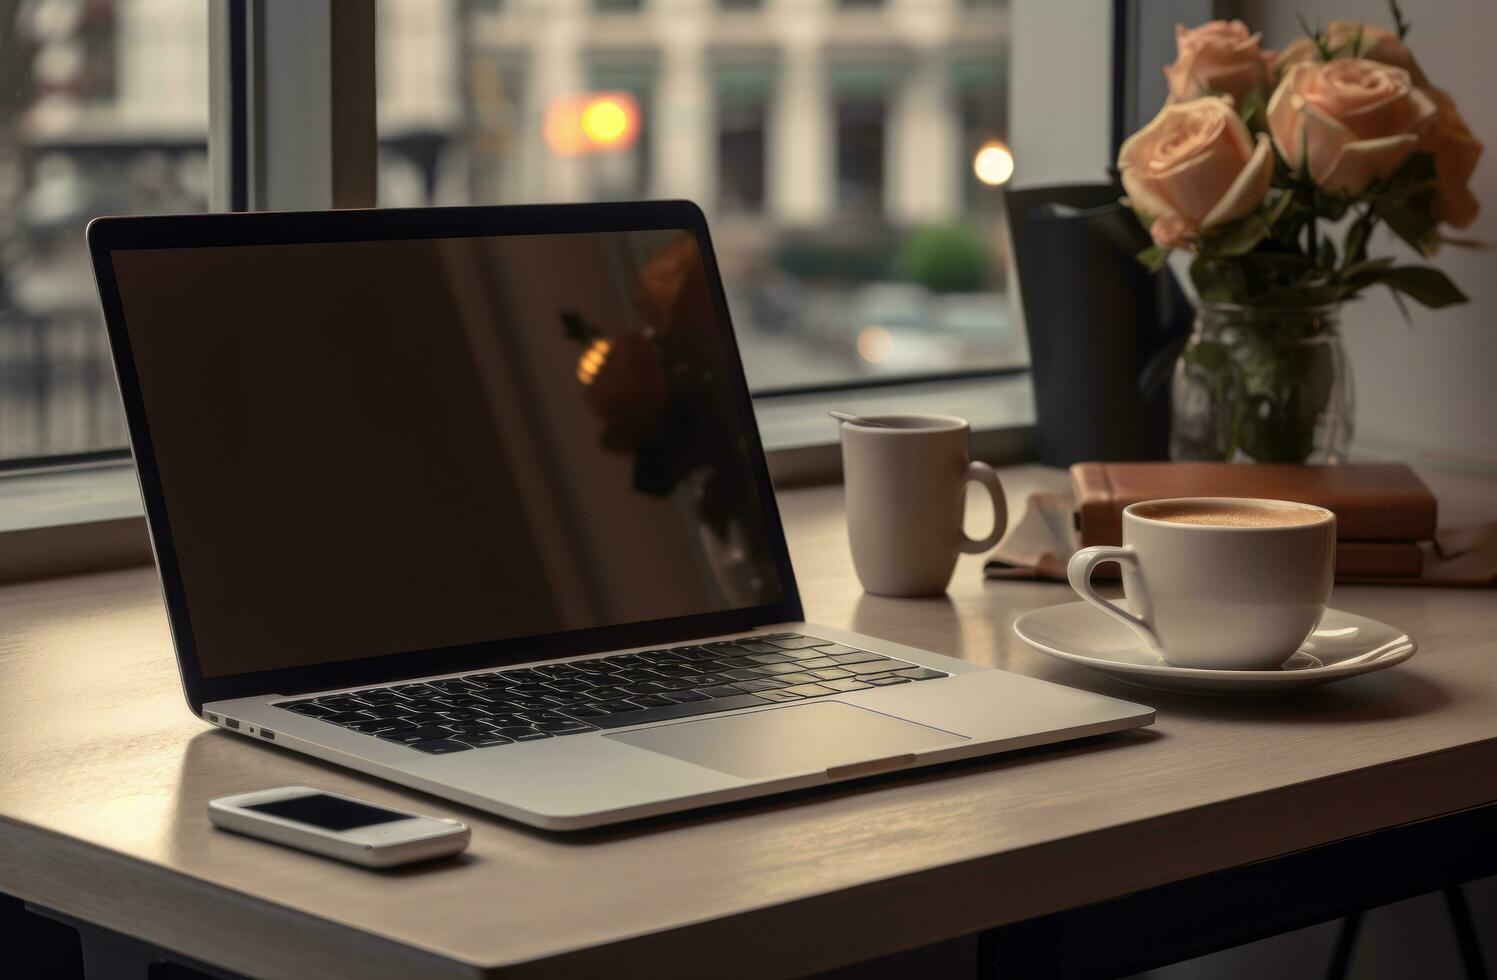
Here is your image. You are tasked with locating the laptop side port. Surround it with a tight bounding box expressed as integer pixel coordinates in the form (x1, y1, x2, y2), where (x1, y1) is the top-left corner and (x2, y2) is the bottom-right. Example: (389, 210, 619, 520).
(260, 730, 276, 740)
(224, 718, 240, 730)
(205, 713, 218, 723)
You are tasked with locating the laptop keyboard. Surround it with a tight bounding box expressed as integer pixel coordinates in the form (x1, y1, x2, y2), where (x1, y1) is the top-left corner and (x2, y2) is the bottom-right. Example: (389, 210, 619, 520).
(271, 634, 947, 755)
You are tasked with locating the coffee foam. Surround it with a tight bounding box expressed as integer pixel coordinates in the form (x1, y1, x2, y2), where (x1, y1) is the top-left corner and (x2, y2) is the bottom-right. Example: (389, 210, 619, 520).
(1135, 501, 1326, 528)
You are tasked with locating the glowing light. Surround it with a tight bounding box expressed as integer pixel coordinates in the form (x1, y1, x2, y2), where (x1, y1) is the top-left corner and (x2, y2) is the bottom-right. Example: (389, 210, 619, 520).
(576, 338, 611, 385)
(856, 325, 893, 363)
(582, 99, 631, 146)
(545, 92, 640, 156)
(973, 140, 1015, 186)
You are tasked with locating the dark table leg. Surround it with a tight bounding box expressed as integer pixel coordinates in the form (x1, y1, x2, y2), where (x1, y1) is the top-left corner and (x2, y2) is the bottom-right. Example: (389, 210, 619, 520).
(24, 905, 246, 980)
(981, 803, 1497, 979)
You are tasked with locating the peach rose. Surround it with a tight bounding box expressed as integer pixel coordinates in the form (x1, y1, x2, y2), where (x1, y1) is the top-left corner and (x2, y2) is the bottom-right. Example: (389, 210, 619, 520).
(1268, 59, 1436, 196)
(1420, 86, 1483, 228)
(1272, 22, 1425, 84)
(1119, 97, 1275, 249)
(1165, 20, 1270, 103)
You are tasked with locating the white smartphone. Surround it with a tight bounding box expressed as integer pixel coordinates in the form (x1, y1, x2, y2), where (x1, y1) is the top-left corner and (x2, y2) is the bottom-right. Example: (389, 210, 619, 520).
(208, 786, 470, 867)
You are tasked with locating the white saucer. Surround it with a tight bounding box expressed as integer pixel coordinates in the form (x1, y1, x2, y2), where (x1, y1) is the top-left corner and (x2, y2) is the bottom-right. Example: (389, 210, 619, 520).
(1013, 602, 1416, 695)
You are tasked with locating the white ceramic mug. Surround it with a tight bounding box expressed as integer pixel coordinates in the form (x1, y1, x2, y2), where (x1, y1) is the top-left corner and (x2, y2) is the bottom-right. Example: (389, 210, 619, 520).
(1066, 497, 1336, 670)
(840, 415, 1007, 597)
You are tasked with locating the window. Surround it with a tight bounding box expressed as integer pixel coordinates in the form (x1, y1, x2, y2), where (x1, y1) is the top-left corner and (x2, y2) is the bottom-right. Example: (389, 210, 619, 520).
(0, 0, 208, 462)
(374, 0, 1021, 393)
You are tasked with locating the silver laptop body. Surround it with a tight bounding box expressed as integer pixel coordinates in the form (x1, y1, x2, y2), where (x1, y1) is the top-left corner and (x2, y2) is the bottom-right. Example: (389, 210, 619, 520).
(90, 202, 1153, 831)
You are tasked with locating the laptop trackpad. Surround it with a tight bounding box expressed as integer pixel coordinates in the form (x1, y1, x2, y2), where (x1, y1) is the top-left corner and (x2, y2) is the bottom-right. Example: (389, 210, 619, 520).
(607, 702, 966, 779)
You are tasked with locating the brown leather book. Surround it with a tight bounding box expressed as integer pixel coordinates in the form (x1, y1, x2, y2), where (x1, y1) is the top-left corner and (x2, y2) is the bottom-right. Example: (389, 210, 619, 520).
(1072, 462, 1438, 544)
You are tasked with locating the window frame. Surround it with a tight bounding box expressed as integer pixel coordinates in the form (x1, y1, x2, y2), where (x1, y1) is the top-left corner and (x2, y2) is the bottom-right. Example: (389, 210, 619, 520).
(1, 0, 1149, 577)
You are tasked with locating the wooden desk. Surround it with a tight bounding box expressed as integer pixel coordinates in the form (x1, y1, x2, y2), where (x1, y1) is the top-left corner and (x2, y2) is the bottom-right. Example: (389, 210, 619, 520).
(2, 468, 1496, 979)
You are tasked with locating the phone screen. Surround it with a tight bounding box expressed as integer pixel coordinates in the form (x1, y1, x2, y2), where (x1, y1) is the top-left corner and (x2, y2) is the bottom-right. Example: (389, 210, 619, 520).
(245, 794, 409, 831)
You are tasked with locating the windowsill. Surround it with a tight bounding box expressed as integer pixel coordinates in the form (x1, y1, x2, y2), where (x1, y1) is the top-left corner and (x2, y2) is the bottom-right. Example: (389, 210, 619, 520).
(0, 374, 1035, 581)
(756, 373, 1035, 485)
(0, 461, 152, 582)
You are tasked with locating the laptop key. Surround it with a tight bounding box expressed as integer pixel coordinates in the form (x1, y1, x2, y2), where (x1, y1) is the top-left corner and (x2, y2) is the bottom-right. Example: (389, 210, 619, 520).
(513, 710, 569, 723)
(812, 644, 866, 657)
(380, 725, 456, 743)
(744, 652, 795, 665)
(585, 693, 772, 730)
(324, 710, 375, 725)
(393, 684, 442, 697)
(278, 701, 334, 717)
(627, 695, 676, 708)
(733, 679, 788, 693)
(453, 733, 512, 747)
(730, 640, 782, 654)
(662, 690, 710, 703)
(795, 657, 837, 670)
(400, 698, 449, 713)
(443, 721, 495, 735)
(763, 636, 832, 650)
(722, 668, 766, 681)
(317, 697, 368, 712)
(427, 679, 479, 694)
(565, 705, 612, 718)
(781, 683, 837, 698)
(409, 739, 472, 754)
(345, 718, 414, 735)
(353, 689, 409, 705)
(595, 699, 644, 713)
(750, 662, 809, 676)
(756, 689, 803, 703)
(360, 704, 410, 720)
(535, 720, 595, 734)
(820, 678, 872, 693)
(496, 697, 555, 712)
(680, 673, 731, 687)
(844, 659, 917, 676)
(807, 667, 853, 681)
(438, 709, 484, 721)
(697, 685, 744, 699)
(866, 676, 912, 686)
(545, 679, 595, 693)
(893, 667, 948, 681)
(772, 672, 820, 685)
(828, 650, 885, 665)
(398, 711, 449, 724)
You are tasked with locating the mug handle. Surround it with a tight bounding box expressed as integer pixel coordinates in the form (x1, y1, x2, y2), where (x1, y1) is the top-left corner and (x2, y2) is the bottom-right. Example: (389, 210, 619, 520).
(957, 461, 1008, 555)
(1066, 546, 1161, 648)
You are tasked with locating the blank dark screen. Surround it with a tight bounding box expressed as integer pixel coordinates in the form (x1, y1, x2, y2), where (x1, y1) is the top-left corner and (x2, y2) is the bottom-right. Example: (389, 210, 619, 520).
(110, 230, 783, 678)
(245, 794, 408, 831)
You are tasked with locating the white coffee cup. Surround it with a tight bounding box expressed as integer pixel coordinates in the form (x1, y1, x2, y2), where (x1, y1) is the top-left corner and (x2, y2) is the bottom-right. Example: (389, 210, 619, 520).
(840, 415, 1007, 597)
(1066, 497, 1336, 670)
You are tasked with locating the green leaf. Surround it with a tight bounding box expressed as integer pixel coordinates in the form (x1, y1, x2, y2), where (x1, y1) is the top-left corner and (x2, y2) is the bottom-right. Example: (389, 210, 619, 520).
(1342, 213, 1372, 266)
(1319, 234, 1337, 269)
(1369, 266, 1470, 308)
(1136, 244, 1171, 273)
(1379, 202, 1440, 256)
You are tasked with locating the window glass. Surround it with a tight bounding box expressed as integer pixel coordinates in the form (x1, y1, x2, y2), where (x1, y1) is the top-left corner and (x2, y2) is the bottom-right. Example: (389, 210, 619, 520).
(0, 0, 208, 461)
(375, 0, 1020, 392)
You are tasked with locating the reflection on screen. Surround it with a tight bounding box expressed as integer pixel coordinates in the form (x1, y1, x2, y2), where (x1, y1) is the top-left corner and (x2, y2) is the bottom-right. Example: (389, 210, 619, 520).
(111, 230, 784, 678)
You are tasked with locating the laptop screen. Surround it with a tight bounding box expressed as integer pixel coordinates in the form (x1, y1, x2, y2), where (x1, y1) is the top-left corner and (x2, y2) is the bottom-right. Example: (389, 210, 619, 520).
(110, 228, 787, 679)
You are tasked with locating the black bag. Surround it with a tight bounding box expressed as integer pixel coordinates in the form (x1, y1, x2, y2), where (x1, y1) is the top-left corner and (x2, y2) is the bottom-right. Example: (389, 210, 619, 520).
(1006, 183, 1192, 466)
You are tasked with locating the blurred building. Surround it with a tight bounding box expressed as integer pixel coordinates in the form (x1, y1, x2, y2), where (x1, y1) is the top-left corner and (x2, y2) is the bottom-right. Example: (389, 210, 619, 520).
(379, 0, 1009, 229)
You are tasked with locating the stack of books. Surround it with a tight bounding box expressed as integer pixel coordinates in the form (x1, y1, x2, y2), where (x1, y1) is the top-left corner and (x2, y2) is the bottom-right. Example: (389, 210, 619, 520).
(1071, 463, 1438, 580)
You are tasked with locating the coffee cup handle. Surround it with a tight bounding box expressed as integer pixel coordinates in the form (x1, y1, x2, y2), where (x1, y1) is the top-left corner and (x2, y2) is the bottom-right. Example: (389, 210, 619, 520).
(1066, 546, 1161, 648)
(957, 462, 1008, 555)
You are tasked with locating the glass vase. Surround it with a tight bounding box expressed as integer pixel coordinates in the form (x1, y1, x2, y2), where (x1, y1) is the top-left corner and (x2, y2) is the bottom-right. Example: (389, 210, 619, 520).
(1170, 303, 1353, 464)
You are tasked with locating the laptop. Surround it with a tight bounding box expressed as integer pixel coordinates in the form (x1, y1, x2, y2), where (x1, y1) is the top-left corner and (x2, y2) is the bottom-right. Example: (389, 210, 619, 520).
(88, 201, 1153, 831)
